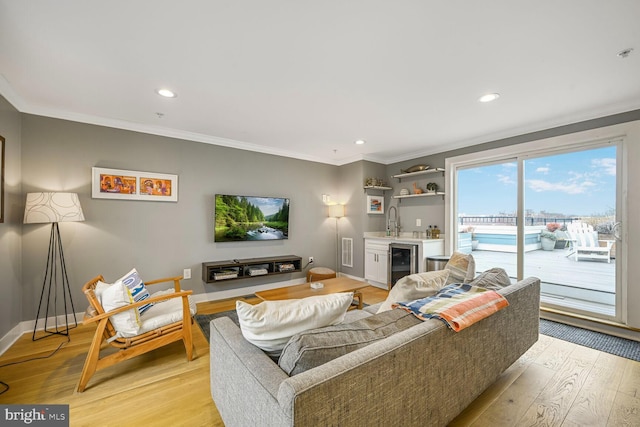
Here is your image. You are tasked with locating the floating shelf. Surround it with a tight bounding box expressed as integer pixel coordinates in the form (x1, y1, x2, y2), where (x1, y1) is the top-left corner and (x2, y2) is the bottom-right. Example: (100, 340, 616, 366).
(392, 167, 445, 181)
(202, 255, 302, 283)
(363, 185, 393, 191)
(393, 191, 445, 200)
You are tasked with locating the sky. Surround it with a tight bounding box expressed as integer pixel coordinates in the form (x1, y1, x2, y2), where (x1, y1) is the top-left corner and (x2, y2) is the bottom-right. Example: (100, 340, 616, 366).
(242, 196, 287, 216)
(458, 146, 617, 217)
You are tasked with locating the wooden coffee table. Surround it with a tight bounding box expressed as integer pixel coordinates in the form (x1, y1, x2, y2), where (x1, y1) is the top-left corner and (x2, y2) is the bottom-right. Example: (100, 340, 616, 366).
(255, 277, 370, 309)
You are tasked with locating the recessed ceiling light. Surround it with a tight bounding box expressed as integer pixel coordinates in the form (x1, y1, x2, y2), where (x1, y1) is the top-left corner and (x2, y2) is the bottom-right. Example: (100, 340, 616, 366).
(479, 93, 500, 103)
(354, 139, 366, 145)
(156, 88, 177, 98)
(617, 48, 634, 58)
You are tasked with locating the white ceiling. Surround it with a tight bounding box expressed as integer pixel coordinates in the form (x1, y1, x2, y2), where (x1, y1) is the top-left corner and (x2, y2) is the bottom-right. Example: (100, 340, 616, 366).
(1, 1, 639, 165)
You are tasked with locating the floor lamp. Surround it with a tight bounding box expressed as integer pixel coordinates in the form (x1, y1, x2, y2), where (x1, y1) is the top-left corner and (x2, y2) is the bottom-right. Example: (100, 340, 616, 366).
(328, 204, 345, 274)
(24, 192, 85, 341)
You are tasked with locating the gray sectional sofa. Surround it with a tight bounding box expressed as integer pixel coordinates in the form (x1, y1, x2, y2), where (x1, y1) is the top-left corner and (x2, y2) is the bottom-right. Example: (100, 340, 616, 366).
(210, 277, 540, 427)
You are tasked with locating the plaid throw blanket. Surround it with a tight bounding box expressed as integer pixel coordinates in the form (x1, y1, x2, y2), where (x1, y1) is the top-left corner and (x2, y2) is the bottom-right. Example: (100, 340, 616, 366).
(392, 283, 509, 332)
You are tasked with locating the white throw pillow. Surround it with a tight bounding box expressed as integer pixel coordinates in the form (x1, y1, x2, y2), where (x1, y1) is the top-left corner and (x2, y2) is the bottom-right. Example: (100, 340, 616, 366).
(115, 268, 153, 315)
(444, 251, 476, 285)
(236, 292, 354, 357)
(377, 270, 450, 314)
(98, 280, 141, 337)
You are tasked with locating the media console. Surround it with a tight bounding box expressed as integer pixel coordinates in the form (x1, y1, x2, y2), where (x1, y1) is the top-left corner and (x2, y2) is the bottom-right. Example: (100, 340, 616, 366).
(202, 255, 302, 283)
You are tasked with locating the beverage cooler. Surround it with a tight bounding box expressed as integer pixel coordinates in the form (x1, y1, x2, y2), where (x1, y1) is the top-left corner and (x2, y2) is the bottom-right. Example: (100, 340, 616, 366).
(388, 243, 419, 289)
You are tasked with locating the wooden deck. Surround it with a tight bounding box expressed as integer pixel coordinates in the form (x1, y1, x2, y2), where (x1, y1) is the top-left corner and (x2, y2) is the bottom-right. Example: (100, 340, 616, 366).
(471, 248, 616, 316)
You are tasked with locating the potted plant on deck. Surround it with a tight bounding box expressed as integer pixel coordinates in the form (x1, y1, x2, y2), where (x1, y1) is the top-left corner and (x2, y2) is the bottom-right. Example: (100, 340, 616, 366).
(540, 230, 557, 251)
(545, 222, 567, 249)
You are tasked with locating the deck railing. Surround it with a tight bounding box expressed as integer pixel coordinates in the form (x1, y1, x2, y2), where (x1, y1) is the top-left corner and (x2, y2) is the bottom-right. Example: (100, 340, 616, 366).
(459, 216, 579, 227)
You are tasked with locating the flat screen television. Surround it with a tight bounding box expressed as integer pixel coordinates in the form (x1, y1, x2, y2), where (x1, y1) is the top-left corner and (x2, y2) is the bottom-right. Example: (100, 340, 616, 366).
(215, 194, 290, 242)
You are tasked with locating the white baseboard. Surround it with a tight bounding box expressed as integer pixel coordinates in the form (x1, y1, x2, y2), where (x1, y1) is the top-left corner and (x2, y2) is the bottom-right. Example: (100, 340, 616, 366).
(0, 313, 83, 356)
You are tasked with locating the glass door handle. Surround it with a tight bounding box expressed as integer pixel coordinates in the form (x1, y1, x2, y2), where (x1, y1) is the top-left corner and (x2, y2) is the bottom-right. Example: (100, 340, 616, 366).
(613, 222, 622, 240)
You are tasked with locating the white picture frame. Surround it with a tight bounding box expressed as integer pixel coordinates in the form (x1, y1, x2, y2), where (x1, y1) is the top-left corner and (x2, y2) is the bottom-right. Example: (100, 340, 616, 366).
(366, 195, 384, 214)
(92, 167, 178, 202)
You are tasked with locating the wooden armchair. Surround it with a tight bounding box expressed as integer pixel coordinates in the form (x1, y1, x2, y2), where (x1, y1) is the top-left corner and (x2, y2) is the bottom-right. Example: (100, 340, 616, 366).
(77, 275, 194, 392)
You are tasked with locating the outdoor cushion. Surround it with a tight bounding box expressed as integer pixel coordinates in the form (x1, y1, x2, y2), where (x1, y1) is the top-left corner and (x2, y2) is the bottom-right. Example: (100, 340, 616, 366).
(278, 308, 421, 375)
(236, 292, 354, 358)
(377, 269, 450, 313)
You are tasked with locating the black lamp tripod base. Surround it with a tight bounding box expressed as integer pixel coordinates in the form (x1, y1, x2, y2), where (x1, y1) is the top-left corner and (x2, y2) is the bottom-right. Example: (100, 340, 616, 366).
(32, 222, 78, 341)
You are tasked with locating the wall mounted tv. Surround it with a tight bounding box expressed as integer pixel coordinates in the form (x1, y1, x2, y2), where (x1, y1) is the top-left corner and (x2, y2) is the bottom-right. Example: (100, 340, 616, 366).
(215, 194, 290, 242)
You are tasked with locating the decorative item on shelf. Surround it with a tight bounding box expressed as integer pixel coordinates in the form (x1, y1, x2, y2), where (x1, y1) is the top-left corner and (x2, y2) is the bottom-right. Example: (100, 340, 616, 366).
(214, 269, 239, 280)
(365, 177, 387, 187)
(432, 225, 441, 239)
(426, 182, 438, 194)
(412, 183, 423, 194)
(247, 267, 269, 276)
(24, 192, 85, 340)
(399, 188, 409, 196)
(401, 164, 429, 173)
(278, 263, 296, 272)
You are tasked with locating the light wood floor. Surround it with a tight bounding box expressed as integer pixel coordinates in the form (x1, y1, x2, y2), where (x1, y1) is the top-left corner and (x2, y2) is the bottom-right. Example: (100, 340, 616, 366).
(1, 286, 638, 426)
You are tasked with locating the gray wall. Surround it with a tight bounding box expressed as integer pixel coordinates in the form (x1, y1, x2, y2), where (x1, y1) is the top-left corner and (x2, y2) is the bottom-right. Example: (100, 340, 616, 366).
(19, 115, 342, 321)
(0, 96, 22, 338)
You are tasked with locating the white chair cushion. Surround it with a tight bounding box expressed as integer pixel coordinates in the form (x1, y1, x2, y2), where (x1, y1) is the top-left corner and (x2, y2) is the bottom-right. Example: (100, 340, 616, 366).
(137, 289, 196, 335)
(236, 292, 354, 357)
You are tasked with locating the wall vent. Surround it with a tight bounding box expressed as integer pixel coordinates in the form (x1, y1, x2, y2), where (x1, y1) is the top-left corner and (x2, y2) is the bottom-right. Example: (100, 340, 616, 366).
(341, 238, 353, 267)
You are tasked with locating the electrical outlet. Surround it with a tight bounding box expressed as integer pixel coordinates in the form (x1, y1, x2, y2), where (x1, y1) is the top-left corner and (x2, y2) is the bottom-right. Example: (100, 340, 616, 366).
(308, 256, 314, 264)
(183, 268, 191, 280)
(416, 219, 422, 227)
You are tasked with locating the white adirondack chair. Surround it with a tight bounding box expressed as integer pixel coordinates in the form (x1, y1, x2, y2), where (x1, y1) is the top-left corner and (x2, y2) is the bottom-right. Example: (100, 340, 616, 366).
(566, 222, 614, 263)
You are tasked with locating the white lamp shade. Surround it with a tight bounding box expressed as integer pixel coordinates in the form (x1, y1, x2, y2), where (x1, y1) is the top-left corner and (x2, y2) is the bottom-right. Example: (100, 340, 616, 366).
(328, 204, 345, 218)
(24, 192, 85, 224)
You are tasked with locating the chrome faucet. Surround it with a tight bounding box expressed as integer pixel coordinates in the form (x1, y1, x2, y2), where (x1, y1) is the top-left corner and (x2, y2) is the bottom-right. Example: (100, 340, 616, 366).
(387, 206, 400, 237)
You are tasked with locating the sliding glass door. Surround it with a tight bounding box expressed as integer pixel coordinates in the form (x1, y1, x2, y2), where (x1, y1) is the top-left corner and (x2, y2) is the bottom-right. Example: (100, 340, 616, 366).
(457, 160, 518, 275)
(522, 147, 619, 317)
(453, 142, 622, 321)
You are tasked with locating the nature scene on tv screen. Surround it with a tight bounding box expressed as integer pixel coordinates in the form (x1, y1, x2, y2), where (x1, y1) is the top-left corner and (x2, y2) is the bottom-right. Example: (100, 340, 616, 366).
(215, 195, 290, 242)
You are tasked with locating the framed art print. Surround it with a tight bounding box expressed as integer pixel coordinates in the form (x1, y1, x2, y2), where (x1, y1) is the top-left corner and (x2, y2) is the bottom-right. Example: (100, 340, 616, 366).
(366, 195, 384, 214)
(92, 167, 178, 202)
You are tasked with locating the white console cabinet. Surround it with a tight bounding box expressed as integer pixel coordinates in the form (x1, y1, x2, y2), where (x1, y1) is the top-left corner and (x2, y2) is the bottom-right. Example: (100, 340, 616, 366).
(364, 240, 389, 287)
